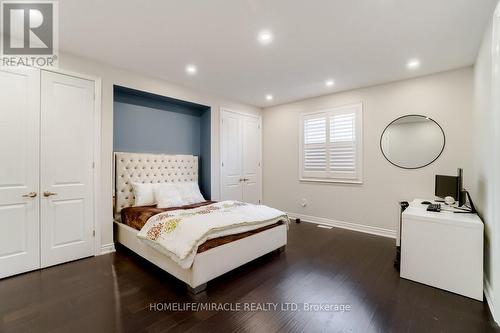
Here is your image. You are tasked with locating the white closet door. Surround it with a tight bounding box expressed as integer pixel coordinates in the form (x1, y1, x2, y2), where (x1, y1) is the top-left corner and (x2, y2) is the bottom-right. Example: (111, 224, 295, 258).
(221, 111, 243, 201)
(241, 116, 261, 204)
(40, 71, 95, 267)
(0, 67, 40, 278)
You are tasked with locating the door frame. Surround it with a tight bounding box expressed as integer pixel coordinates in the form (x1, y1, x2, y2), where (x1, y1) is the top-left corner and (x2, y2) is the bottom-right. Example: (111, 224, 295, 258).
(41, 67, 102, 256)
(491, 4, 500, 322)
(219, 108, 262, 203)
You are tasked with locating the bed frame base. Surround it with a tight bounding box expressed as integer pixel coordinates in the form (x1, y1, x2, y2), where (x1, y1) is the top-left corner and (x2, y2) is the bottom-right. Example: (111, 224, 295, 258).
(114, 221, 287, 291)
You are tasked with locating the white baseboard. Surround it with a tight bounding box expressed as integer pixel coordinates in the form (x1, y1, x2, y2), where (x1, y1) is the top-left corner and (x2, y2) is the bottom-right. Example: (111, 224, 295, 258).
(484, 277, 498, 324)
(100, 243, 116, 255)
(287, 212, 396, 239)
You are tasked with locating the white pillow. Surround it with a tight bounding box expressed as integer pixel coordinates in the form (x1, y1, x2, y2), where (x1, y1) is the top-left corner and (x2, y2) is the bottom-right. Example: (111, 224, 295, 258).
(132, 182, 157, 206)
(175, 182, 205, 205)
(154, 183, 184, 208)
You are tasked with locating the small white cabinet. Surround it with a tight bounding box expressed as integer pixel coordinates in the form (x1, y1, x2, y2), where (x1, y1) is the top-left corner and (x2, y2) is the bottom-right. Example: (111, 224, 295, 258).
(400, 199, 483, 301)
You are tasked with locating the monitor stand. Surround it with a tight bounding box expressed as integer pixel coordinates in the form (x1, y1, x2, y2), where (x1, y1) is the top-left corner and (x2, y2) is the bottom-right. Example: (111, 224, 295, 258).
(454, 190, 477, 214)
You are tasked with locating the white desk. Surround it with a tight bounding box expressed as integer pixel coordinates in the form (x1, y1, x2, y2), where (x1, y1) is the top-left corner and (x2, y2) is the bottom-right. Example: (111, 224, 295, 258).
(400, 199, 483, 301)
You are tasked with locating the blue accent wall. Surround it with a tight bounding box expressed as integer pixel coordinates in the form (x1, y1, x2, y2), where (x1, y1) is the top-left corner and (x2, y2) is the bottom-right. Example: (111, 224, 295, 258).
(113, 86, 211, 198)
(199, 110, 211, 199)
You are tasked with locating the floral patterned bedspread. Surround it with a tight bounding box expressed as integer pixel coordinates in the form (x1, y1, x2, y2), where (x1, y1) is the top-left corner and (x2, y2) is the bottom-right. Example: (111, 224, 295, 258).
(136, 201, 289, 269)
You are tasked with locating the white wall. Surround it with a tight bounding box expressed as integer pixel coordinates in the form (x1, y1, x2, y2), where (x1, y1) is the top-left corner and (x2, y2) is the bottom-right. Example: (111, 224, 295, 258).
(262, 68, 473, 234)
(57, 52, 261, 253)
(471, 0, 500, 322)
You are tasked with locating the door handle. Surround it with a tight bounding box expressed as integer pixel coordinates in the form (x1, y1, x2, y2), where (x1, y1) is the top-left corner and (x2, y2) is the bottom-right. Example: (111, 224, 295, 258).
(243, 178, 249, 181)
(22, 192, 37, 198)
(239, 178, 244, 182)
(43, 191, 57, 197)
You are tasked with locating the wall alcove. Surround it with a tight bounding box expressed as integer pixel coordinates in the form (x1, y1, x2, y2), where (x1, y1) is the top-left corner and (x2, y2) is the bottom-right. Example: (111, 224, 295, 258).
(113, 85, 211, 198)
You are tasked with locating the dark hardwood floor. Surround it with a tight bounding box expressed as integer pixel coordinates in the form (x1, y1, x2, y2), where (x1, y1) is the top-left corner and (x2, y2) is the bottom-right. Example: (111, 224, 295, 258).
(1, 222, 498, 333)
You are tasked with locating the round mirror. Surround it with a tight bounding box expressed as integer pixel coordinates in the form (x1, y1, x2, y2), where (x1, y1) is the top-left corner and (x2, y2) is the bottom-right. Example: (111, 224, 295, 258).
(380, 115, 445, 169)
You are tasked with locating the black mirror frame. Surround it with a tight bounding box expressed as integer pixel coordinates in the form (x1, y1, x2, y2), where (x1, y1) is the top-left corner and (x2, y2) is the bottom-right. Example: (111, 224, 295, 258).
(380, 114, 446, 170)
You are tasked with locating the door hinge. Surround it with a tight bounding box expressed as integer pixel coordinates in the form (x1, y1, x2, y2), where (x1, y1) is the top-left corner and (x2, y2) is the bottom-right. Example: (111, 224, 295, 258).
(92, 161, 95, 169)
(222, 162, 224, 167)
(258, 199, 261, 204)
(258, 162, 261, 167)
(93, 230, 95, 237)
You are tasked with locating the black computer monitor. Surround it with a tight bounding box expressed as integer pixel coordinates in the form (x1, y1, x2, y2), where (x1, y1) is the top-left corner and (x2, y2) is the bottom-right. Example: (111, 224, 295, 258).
(435, 175, 459, 200)
(435, 169, 476, 213)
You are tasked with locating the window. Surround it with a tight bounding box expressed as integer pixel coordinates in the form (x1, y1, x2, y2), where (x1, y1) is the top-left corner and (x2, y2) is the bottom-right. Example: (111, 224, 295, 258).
(300, 103, 362, 183)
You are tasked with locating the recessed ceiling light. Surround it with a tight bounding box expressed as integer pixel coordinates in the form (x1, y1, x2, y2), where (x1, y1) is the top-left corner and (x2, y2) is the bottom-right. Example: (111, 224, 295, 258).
(185, 64, 197, 75)
(258, 30, 273, 45)
(325, 79, 335, 87)
(407, 59, 421, 70)
(265, 94, 273, 101)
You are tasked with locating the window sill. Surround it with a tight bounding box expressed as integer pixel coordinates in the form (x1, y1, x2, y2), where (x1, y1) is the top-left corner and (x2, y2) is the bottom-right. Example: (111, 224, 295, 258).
(299, 178, 363, 185)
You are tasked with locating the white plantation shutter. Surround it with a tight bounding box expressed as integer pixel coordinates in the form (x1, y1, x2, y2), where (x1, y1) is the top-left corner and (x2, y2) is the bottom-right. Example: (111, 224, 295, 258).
(330, 113, 356, 172)
(300, 103, 362, 182)
(304, 117, 327, 173)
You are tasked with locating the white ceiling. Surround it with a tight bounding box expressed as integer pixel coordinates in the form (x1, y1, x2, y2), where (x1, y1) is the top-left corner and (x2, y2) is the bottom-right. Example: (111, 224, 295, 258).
(59, 0, 497, 107)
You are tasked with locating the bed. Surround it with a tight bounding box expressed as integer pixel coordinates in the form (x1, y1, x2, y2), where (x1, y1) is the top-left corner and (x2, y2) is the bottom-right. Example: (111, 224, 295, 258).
(113, 152, 288, 293)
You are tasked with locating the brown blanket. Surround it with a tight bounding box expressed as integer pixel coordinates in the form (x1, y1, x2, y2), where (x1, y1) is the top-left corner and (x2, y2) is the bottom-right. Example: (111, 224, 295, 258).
(121, 201, 216, 231)
(120, 202, 283, 253)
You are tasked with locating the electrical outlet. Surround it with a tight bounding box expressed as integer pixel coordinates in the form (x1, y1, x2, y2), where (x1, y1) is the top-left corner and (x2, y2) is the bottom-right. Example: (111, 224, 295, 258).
(301, 198, 308, 207)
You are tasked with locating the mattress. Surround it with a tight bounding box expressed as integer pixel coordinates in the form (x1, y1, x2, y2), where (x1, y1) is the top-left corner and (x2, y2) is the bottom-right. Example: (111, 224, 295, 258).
(120, 201, 283, 253)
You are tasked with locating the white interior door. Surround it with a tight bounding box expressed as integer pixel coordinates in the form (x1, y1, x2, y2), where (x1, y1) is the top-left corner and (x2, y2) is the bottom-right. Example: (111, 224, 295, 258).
(220, 110, 262, 203)
(0, 67, 40, 278)
(241, 115, 261, 204)
(220, 111, 243, 201)
(40, 71, 95, 267)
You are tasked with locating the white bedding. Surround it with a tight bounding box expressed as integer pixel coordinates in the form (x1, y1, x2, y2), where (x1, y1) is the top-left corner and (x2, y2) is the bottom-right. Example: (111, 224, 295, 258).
(136, 201, 289, 269)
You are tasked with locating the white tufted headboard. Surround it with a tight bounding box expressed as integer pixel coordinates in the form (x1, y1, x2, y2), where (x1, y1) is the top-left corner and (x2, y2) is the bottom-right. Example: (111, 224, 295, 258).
(114, 152, 199, 213)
